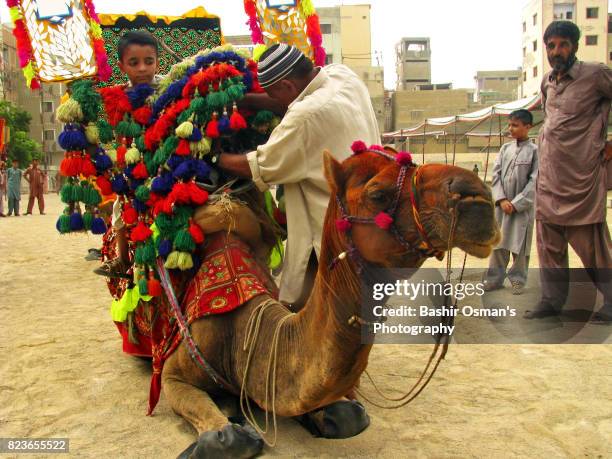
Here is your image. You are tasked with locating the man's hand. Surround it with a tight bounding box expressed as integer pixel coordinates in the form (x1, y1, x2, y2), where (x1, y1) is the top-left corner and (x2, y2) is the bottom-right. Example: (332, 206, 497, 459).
(605, 141, 612, 162)
(499, 199, 514, 215)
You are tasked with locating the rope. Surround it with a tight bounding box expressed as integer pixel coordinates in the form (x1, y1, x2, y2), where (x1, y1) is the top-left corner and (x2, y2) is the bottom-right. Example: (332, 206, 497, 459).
(239, 298, 294, 447)
(354, 207, 462, 409)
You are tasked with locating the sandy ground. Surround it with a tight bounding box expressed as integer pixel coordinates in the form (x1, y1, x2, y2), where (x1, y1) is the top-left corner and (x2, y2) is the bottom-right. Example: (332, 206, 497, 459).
(1, 193, 611, 459)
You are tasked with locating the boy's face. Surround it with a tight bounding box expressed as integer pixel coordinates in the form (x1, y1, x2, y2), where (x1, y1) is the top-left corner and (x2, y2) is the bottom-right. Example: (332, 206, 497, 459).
(118, 44, 159, 86)
(508, 118, 531, 140)
(12, 160, 18, 168)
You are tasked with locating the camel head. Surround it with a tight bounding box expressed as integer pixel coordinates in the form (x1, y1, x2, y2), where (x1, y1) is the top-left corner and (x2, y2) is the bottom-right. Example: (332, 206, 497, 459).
(323, 144, 500, 269)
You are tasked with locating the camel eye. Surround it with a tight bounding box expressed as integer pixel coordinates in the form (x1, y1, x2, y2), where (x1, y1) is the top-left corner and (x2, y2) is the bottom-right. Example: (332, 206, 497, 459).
(368, 189, 389, 204)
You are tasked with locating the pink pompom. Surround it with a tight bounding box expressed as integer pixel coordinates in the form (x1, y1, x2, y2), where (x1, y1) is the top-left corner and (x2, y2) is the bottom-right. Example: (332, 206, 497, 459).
(374, 212, 393, 230)
(396, 151, 413, 166)
(351, 140, 367, 154)
(369, 144, 384, 152)
(313, 46, 327, 66)
(335, 218, 352, 232)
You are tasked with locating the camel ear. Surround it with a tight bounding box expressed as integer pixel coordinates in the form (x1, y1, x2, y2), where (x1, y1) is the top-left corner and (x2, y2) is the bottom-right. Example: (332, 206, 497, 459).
(323, 150, 345, 192)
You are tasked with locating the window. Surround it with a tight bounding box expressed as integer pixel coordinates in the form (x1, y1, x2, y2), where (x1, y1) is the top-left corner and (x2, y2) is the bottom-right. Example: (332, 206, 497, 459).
(523, 46, 526, 57)
(43, 130, 55, 141)
(586, 7, 598, 19)
(533, 13, 537, 25)
(324, 54, 333, 65)
(42, 101, 53, 112)
(523, 71, 527, 82)
(320, 23, 331, 34)
(522, 21, 526, 32)
(609, 51, 612, 61)
(586, 35, 598, 45)
(533, 66, 538, 77)
(533, 40, 537, 52)
(566, 11, 572, 19)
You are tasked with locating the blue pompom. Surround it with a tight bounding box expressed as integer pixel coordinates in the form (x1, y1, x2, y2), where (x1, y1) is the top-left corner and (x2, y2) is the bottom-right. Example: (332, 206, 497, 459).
(243, 71, 253, 92)
(132, 198, 148, 214)
(123, 164, 135, 180)
(153, 76, 188, 116)
(166, 154, 187, 171)
(193, 160, 211, 181)
(111, 174, 129, 195)
(172, 159, 194, 181)
(58, 124, 88, 150)
(70, 212, 84, 231)
(91, 217, 107, 235)
(158, 239, 172, 258)
(126, 83, 154, 108)
(218, 115, 230, 134)
(189, 126, 203, 142)
(151, 172, 175, 196)
(94, 154, 113, 173)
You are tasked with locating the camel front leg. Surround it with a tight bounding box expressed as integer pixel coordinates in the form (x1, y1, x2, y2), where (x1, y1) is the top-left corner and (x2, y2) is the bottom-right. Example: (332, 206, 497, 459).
(163, 353, 264, 459)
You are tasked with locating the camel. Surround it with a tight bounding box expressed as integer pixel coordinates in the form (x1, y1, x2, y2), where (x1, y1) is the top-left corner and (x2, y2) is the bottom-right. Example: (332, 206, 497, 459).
(162, 147, 501, 458)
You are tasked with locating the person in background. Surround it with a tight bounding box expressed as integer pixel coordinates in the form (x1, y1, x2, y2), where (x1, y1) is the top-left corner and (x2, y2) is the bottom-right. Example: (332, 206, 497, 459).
(0, 161, 6, 217)
(24, 158, 46, 215)
(484, 109, 538, 295)
(6, 159, 22, 217)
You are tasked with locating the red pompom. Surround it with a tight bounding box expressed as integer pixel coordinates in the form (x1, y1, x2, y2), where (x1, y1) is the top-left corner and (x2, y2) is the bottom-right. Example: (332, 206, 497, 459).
(176, 139, 191, 156)
(244, 0, 257, 17)
(81, 154, 97, 177)
(132, 162, 149, 180)
(374, 212, 393, 230)
(116, 144, 127, 166)
(99, 86, 131, 126)
(351, 140, 367, 154)
(96, 175, 113, 196)
(60, 152, 73, 177)
(369, 144, 384, 152)
(147, 277, 162, 297)
(132, 106, 152, 125)
(396, 151, 413, 166)
(230, 110, 248, 131)
(335, 218, 352, 232)
(30, 78, 41, 90)
(189, 221, 205, 244)
(273, 208, 287, 226)
(71, 153, 84, 176)
(205, 117, 220, 138)
(122, 203, 138, 225)
(188, 182, 209, 205)
(130, 220, 153, 243)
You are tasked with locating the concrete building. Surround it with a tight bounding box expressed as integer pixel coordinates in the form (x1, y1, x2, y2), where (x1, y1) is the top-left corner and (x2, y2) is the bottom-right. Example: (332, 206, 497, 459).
(317, 4, 385, 132)
(474, 70, 521, 104)
(395, 37, 432, 90)
(521, 0, 609, 97)
(2, 24, 65, 167)
(224, 35, 255, 55)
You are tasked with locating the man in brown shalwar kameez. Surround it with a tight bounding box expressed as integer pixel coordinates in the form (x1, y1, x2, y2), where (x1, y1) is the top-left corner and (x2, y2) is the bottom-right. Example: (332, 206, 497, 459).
(24, 159, 46, 215)
(525, 21, 612, 322)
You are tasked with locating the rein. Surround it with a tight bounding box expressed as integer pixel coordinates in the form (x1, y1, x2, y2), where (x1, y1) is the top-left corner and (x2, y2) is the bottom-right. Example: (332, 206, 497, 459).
(332, 143, 464, 409)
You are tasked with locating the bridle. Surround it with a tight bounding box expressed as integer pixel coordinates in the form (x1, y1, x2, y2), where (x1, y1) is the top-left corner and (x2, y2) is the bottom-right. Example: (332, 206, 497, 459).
(332, 144, 444, 273)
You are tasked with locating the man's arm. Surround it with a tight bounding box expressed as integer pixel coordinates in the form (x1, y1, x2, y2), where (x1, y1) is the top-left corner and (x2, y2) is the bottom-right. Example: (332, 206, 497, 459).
(237, 93, 286, 116)
(217, 153, 253, 178)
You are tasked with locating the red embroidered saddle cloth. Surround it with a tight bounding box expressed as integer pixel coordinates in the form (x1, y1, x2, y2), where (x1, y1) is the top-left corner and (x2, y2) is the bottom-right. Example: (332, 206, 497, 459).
(161, 231, 279, 359)
(147, 231, 279, 414)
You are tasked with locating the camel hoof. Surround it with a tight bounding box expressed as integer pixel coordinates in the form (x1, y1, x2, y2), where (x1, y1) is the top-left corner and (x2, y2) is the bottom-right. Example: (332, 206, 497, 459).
(176, 423, 263, 459)
(297, 400, 370, 439)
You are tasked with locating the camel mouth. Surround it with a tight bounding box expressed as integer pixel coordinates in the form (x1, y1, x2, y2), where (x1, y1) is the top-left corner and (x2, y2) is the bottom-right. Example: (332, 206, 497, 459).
(457, 241, 495, 258)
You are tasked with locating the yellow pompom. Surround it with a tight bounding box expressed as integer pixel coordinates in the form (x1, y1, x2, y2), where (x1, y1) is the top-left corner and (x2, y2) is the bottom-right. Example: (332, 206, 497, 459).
(164, 251, 180, 269)
(300, 0, 315, 17)
(85, 122, 100, 144)
(22, 62, 35, 85)
(175, 121, 194, 139)
(106, 147, 117, 162)
(190, 136, 212, 156)
(125, 144, 141, 165)
(177, 252, 194, 271)
(253, 44, 267, 62)
(56, 98, 84, 123)
(9, 6, 22, 22)
(90, 21, 102, 39)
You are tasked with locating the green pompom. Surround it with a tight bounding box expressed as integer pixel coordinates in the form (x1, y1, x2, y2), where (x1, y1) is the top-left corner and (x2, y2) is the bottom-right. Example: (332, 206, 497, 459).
(153, 147, 168, 168)
(207, 89, 229, 110)
(125, 120, 142, 139)
(134, 244, 145, 265)
(135, 185, 150, 203)
(82, 211, 94, 230)
(174, 229, 195, 252)
(252, 110, 274, 126)
(135, 135, 146, 153)
(226, 82, 246, 102)
(71, 184, 83, 202)
(59, 214, 71, 234)
(190, 96, 208, 118)
(71, 80, 102, 122)
(138, 277, 149, 296)
(97, 119, 114, 143)
(115, 120, 130, 137)
(142, 240, 157, 265)
(60, 183, 73, 204)
(161, 136, 180, 157)
(177, 109, 194, 125)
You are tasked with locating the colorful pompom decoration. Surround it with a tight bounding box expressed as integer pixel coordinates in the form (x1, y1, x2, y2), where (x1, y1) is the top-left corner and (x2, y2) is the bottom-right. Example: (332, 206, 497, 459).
(335, 218, 352, 232)
(374, 212, 394, 230)
(351, 140, 368, 155)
